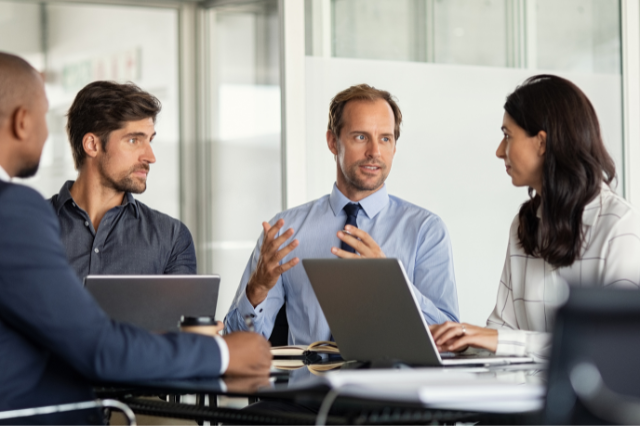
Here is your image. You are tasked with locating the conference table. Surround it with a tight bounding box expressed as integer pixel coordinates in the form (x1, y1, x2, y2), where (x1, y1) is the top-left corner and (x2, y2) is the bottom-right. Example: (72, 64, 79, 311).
(95, 360, 547, 425)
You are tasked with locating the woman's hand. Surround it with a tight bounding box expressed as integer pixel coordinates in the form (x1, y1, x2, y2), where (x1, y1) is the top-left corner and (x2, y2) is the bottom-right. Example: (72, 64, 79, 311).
(429, 321, 498, 353)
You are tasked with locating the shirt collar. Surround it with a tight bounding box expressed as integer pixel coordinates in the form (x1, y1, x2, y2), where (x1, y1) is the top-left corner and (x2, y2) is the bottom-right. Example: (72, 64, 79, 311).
(123, 191, 139, 217)
(329, 183, 389, 219)
(0, 164, 10, 182)
(53, 180, 139, 218)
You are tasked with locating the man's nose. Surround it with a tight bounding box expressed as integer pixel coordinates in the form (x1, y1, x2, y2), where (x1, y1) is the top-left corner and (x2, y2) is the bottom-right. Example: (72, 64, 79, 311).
(366, 140, 382, 158)
(142, 141, 156, 164)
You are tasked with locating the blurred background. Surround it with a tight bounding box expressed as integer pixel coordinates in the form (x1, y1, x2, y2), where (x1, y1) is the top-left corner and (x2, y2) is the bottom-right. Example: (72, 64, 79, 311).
(0, 0, 638, 325)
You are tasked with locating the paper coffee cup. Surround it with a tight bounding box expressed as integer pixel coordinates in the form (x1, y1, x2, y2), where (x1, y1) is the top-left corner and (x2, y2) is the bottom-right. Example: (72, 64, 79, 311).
(179, 316, 220, 335)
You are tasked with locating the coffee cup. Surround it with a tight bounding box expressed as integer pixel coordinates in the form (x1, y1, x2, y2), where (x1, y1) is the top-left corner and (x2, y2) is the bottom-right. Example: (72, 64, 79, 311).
(179, 316, 222, 336)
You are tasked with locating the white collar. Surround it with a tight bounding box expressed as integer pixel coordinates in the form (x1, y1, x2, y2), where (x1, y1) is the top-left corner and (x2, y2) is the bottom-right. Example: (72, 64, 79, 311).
(0, 164, 10, 182)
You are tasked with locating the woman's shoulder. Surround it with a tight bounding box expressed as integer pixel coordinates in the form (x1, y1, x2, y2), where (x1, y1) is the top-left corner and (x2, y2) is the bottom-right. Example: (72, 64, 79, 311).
(508, 212, 521, 235)
(597, 185, 640, 224)
(589, 184, 640, 236)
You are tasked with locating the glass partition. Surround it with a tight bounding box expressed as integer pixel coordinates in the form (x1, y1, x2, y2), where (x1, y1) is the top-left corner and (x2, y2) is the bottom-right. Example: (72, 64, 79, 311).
(205, 1, 282, 316)
(0, 1, 180, 218)
(536, 0, 620, 73)
(330, 0, 621, 72)
(433, 0, 507, 67)
(333, 0, 424, 62)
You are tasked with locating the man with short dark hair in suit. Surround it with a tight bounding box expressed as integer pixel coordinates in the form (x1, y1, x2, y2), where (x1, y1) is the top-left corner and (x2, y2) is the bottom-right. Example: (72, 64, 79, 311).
(0, 51, 271, 425)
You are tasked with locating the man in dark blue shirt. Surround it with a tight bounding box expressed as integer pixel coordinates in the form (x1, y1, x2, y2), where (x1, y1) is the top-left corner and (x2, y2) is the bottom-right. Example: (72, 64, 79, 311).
(49, 81, 195, 278)
(0, 52, 271, 424)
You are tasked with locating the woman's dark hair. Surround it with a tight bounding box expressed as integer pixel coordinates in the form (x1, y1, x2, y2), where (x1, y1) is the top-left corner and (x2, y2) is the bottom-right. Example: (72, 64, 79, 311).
(67, 81, 161, 169)
(505, 74, 616, 267)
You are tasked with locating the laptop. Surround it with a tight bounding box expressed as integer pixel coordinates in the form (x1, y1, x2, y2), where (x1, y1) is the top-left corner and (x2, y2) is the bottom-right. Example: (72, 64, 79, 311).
(303, 259, 533, 366)
(84, 275, 220, 332)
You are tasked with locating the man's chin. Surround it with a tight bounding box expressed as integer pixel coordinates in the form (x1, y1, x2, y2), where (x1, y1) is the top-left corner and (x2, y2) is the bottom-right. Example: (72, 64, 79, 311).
(350, 178, 385, 193)
(16, 164, 40, 179)
(129, 183, 147, 194)
(109, 178, 147, 194)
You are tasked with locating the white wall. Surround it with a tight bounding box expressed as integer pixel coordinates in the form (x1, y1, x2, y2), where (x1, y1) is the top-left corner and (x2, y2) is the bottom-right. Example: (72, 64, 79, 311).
(306, 56, 622, 324)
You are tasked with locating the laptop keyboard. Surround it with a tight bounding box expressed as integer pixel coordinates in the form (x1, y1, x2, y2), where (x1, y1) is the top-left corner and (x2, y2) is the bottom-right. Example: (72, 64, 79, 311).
(440, 352, 486, 359)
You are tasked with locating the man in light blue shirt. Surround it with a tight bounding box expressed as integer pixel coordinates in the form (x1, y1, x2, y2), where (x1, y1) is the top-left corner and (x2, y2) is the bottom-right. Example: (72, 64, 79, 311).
(225, 84, 459, 345)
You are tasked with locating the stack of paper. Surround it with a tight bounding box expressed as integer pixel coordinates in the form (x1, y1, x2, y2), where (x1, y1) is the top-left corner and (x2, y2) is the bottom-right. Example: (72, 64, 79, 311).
(287, 368, 545, 413)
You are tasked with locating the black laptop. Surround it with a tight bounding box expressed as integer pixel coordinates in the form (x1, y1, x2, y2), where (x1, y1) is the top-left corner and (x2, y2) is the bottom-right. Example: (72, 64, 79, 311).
(303, 259, 533, 366)
(84, 275, 220, 332)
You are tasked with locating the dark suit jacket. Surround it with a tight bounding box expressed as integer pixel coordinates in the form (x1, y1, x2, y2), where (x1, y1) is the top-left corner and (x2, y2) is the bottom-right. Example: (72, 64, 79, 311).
(0, 181, 223, 424)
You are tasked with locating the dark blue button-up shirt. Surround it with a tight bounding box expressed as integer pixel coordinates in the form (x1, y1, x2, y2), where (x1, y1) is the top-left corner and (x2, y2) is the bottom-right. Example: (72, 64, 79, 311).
(49, 181, 196, 279)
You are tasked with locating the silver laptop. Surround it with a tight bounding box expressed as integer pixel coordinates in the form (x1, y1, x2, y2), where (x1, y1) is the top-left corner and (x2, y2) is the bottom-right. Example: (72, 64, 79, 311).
(303, 259, 533, 366)
(84, 275, 220, 332)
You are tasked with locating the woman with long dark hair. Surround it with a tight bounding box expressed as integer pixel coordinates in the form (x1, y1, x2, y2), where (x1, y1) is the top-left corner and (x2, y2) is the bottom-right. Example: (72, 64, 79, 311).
(430, 75, 640, 359)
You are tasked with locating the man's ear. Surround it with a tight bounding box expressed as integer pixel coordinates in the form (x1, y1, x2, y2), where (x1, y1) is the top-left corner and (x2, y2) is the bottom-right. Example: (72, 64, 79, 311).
(11, 107, 29, 141)
(537, 130, 547, 157)
(82, 133, 101, 159)
(327, 130, 338, 157)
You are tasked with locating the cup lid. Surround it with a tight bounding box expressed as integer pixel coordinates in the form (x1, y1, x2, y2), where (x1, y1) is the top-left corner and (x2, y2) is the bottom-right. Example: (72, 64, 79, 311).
(179, 316, 217, 326)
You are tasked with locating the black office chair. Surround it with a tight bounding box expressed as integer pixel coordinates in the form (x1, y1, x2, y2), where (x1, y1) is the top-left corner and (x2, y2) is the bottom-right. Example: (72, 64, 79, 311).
(269, 303, 289, 346)
(544, 287, 640, 425)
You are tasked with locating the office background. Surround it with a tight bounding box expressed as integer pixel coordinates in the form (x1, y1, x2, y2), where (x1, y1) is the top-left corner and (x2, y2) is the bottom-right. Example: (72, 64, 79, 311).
(1, 0, 638, 326)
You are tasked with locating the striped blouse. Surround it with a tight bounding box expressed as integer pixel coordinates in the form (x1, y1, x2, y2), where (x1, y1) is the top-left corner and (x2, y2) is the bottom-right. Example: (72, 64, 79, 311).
(486, 184, 640, 360)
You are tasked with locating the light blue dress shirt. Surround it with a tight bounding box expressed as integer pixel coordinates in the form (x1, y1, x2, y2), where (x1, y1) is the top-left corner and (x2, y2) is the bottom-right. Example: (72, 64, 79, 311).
(225, 183, 459, 345)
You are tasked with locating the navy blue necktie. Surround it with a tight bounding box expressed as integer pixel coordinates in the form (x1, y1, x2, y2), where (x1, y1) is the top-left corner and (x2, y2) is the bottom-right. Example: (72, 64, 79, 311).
(330, 203, 361, 342)
(340, 203, 361, 253)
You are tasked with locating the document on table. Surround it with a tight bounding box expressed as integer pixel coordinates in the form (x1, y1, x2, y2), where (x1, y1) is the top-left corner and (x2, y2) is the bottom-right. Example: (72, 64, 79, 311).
(285, 368, 545, 413)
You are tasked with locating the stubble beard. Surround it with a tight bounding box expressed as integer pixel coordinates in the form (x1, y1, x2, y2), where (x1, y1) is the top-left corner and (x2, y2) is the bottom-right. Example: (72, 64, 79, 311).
(341, 159, 388, 192)
(16, 161, 40, 179)
(98, 156, 149, 194)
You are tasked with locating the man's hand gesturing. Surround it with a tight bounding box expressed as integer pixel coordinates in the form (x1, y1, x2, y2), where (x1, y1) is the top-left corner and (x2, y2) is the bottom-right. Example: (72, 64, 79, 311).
(331, 225, 386, 259)
(246, 219, 299, 307)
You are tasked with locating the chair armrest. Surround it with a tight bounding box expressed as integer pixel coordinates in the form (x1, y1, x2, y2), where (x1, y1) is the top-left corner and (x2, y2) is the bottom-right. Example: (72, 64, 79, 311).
(0, 399, 136, 425)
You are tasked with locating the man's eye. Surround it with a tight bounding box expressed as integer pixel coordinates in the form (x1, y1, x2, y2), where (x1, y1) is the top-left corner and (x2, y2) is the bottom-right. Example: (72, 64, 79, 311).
(382, 137, 390, 142)
(356, 135, 365, 140)
(128, 138, 136, 144)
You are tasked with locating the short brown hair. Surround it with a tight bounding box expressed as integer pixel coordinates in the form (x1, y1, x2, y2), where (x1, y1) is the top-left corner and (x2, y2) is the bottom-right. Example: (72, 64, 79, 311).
(328, 84, 402, 141)
(66, 81, 161, 169)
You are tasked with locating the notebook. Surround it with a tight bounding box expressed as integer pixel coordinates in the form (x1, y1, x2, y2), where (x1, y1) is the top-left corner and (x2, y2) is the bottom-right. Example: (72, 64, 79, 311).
(271, 340, 340, 357)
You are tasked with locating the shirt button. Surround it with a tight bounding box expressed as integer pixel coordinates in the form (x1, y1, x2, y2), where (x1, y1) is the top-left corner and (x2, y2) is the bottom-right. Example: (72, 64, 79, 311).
(94, 248, 99, 253)
(72, 202, 76, 207)
(84, 221, 89, 227)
